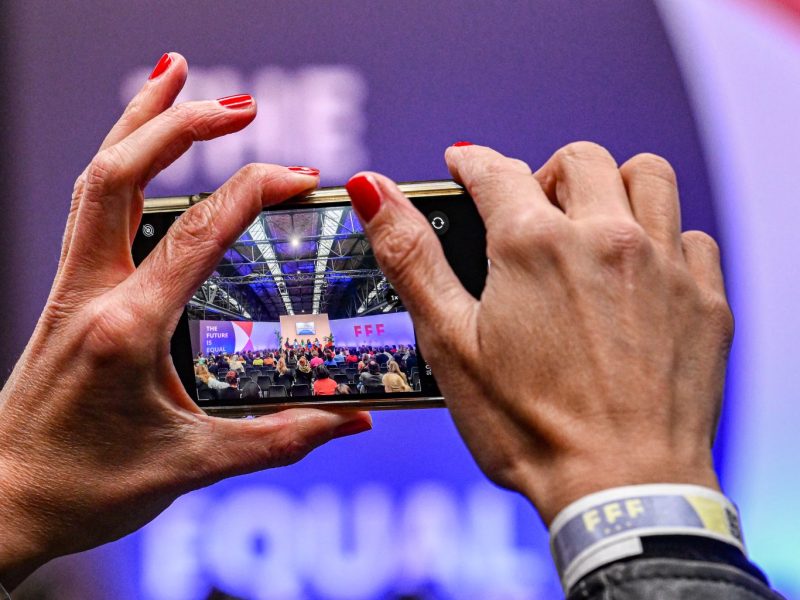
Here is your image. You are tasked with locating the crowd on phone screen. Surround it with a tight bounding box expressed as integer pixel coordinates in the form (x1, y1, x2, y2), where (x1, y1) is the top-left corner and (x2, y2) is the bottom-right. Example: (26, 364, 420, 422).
(193, 341, 419, 402)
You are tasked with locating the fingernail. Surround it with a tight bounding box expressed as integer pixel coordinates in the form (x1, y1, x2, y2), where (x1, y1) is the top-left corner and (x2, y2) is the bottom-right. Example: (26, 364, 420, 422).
(331, 418, 372, 440)
(452, 141, 473, 147)
(217, 94, 254, 109)
(287, 166, 320, 177)
(148, 53, 172, 80)
(346, 175, 381, 223)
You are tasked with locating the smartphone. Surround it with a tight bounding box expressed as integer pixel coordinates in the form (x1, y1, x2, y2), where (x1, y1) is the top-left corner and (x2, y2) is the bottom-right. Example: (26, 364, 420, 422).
(133, 180, 487, 417)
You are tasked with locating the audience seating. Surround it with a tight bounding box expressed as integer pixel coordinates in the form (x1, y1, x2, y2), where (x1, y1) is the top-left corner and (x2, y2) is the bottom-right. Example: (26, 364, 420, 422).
(267, 385, 288, 398)
(257, 375, 272, 392)
(198, 350, 420, 401)
(290, 383, 311, 397)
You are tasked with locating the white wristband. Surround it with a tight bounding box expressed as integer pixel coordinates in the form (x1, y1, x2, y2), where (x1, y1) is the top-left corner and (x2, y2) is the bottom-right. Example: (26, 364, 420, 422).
(549, 484, 745, 593)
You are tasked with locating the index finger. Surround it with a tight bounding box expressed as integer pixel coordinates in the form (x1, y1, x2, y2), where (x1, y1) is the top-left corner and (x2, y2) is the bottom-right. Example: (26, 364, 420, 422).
(128, 164, 321, 323)
(444, 143, 561, 227)
(99, 52, 188, 152)
(57, 53, 188, 278)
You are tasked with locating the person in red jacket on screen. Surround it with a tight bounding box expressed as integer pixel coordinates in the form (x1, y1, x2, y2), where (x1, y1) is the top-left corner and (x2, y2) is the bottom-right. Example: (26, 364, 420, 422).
(312, 366, 337, 396)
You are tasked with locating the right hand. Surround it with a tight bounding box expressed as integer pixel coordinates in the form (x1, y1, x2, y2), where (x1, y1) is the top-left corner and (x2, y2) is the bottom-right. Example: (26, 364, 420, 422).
(0, 52, 371, 590)
(345, 142, 732, 525)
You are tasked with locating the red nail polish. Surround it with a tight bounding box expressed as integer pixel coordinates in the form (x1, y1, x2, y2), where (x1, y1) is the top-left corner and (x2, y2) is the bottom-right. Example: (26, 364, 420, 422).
(346, 175, 381, 223)
(148, 53, 172, 80)
(217, 94, 254, 109)
(452, 141, 473, 147)
(332, 418, 372, 439)
(287, 166, 320, 176)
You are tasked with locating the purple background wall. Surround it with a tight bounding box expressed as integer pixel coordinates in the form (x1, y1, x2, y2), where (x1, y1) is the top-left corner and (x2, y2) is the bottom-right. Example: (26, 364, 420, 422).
(0, 2, 721, 598)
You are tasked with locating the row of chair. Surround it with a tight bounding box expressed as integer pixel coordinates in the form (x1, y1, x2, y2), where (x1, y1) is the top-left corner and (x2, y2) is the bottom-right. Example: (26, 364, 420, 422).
(197, 382, 392, 402)
(215, 363, 407, 378)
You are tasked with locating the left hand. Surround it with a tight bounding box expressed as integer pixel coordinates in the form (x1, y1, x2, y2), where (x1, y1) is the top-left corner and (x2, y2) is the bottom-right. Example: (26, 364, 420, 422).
(0, 52, 371, 590)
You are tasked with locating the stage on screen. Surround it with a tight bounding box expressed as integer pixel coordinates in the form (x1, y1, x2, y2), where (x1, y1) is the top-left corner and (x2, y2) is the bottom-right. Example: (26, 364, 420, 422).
(186, 203, 420, 403)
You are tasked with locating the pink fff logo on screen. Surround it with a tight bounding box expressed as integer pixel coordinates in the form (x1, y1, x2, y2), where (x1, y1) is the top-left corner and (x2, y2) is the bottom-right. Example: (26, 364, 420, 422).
(353, 323, 385, 337)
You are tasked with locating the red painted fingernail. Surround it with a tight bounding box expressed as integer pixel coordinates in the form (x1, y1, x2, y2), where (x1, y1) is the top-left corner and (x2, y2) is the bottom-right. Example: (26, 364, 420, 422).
(332, 418, 372, 440)
(346, 175, 381, 223)
(287, 166, 320, 176)
(148, 53, 172, 80)
(217, 94, 254, 109)
(452, 141, 473, 147)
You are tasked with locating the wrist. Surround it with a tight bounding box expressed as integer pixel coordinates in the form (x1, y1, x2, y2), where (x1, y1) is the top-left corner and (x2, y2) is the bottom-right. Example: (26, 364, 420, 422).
(523, 450, 720, 526)
(0, 422, 52, 591)
(0, 483, 48, 592)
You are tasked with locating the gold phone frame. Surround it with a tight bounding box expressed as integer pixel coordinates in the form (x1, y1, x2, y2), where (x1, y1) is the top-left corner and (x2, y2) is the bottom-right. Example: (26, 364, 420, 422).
(142, 181, 469, 416)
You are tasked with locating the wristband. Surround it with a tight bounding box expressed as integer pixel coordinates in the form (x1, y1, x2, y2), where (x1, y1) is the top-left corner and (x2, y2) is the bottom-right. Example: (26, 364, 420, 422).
(549, 484, 744, 593)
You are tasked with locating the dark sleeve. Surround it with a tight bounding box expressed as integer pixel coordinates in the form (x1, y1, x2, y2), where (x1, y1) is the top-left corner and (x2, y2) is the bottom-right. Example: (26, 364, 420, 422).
(567, 537, 785, 600)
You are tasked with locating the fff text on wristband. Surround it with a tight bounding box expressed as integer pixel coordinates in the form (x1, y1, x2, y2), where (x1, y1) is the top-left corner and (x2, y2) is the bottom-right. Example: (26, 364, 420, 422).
(548, 483, 745, 592)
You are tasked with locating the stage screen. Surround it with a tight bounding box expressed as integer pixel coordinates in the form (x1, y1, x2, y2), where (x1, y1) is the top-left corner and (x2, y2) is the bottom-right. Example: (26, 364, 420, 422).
(330, 312, 415, 347)
(196, 320, 281, 356)
(295, 321, 315, 335)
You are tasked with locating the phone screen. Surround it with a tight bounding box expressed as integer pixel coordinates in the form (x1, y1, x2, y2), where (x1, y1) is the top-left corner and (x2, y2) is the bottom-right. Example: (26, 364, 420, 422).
(190, 201, 422, 405)
(134, 182, 487, 413)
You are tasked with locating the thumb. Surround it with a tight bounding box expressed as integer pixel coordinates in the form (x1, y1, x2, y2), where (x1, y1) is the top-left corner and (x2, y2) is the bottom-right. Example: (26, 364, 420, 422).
(345, 173, 478, 341)
(191, 409, 372, 482)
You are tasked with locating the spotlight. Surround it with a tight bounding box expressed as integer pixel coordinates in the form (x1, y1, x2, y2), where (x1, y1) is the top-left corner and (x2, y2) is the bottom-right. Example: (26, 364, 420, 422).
(290, 236, 299, 247)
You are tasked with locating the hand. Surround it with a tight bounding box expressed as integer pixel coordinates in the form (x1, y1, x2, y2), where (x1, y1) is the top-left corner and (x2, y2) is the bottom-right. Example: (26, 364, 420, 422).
(0, 52, 371, 589)
(345, 142, 731, 525)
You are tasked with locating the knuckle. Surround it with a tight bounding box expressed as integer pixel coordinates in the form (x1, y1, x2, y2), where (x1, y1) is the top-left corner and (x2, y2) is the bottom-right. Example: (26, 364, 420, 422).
(683, 230, 720, 259)
(166, 102, 213, 140)
(373, 220, 430, 290)
(469, 168, 532, 204)
(704, 290, 734, 338)
(81, 300, 144, 361)
(174, 200, 224, 256)
(228, 163, 289, 200)
(85, 147, 130, 191)
(596, 219, 651, 261)
(236, 162, 273, 184)
(623, 153, 677, 186)
(555, 141, 616, 168)
(482, 156, 530, 176)
(267, 437, 315, 468)
(72, 169, 88, 201)
(117, 98, 145, 128)
(483, 158, 509, 176)
(717, 303, 735, 344)
(481, 455, 530, 493)
(166, 102, 196, 122)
